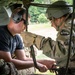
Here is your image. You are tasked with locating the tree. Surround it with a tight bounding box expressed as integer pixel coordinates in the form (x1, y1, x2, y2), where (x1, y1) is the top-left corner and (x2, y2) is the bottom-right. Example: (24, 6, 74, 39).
(38, 13, 48, 23)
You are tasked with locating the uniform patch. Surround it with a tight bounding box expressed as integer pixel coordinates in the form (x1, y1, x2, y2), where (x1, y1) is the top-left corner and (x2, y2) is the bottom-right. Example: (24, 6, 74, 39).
(60, 29, 70, 36)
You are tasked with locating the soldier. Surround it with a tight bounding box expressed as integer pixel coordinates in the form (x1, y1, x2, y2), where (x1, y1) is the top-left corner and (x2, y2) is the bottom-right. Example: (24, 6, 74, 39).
(23, 0, 75, 70)
(43, 0, 73, 67)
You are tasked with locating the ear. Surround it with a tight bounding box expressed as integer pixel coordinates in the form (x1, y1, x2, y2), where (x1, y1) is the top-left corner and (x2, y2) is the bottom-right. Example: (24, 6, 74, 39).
(12, 8, 26, 23)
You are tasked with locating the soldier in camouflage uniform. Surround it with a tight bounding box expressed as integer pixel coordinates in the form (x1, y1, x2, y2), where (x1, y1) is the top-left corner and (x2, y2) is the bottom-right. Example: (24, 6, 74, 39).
(43, 1, 74, 67)
(22, 1, 75, 70)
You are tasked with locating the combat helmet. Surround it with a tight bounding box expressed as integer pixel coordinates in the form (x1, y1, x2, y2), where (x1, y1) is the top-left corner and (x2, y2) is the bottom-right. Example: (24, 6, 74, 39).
(0, 6, 12, 26)
(46, 1, 72, 19)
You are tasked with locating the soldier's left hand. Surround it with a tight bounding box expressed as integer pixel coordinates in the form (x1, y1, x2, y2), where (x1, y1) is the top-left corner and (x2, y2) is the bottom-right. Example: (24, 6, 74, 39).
(40, 58, 56, 69)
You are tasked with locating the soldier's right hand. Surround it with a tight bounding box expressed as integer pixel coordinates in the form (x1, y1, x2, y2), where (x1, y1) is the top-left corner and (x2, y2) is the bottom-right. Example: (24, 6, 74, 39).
(36, 62, 48, 72)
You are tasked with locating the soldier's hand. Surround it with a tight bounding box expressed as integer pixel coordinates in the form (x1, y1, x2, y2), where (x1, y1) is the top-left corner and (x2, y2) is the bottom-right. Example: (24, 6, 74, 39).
(36, 62, 48, 72)
(39, 58, 56, 71)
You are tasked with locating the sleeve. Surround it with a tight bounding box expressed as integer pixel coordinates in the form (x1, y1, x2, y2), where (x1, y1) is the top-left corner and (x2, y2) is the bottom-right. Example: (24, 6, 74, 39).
(20, 32, 55, 57)
(56, 28, 71, 57)
(54, 28, 74, 67)
(20, 32, 45, 49)
(41, 37, 55, 58)
(16, 35, 24, 50)
(40, 27, 74, 67)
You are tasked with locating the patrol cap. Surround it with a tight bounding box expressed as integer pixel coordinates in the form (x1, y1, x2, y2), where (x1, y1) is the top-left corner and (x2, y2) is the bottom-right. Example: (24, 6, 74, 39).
(46, 1, 72, 19)
(0, 6, 12, 26)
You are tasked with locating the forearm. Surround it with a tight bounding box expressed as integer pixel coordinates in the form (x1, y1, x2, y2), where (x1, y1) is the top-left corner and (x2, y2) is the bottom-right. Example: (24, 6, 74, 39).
(36, 58, 56, 69)
(11, 58, 51, 72)
(11, 58, 34, 70)
(37, 58, 55, 64)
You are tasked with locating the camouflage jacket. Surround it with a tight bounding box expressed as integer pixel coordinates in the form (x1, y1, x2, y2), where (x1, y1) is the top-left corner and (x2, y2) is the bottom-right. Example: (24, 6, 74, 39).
(41, 24, 75, 67)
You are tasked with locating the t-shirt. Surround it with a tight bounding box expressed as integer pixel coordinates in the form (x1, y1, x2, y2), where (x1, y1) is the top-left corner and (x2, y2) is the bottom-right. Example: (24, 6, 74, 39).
(0, 25, 24, 54)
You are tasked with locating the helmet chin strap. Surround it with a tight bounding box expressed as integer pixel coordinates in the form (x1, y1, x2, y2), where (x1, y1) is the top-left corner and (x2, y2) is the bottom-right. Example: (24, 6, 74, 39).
(52, 14, 70, 31)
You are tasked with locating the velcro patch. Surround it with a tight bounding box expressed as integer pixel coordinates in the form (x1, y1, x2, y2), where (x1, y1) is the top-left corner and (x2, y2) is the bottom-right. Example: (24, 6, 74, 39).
(60, 29, 70, 36)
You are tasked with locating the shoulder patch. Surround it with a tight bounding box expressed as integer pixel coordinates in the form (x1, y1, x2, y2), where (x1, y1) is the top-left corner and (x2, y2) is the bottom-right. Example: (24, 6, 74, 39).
(60, 29, 70, 36)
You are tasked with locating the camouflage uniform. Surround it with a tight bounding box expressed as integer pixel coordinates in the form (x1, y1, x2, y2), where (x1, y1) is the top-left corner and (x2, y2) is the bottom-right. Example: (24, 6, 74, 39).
(41, 24, 75, 67)
(21, 1, 75, 75)
(42, 1, 75, 68)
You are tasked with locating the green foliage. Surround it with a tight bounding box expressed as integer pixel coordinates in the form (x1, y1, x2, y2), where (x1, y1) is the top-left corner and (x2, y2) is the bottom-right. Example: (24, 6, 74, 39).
(34, 0, 43, 3)
(29, 0, 73, 23)
(0, 0, 73, 23)
(0, 0, 10, 7)
(50, 0, 58, 3)
(38, 13, 48, 23)
(29, 6, 47, 23)
(0, 0, 22, 7)
(29, 6, 39, 23)
(48, 0, 73, 4)
(65, 0, 73, 4)
(29, 0, 49, 23)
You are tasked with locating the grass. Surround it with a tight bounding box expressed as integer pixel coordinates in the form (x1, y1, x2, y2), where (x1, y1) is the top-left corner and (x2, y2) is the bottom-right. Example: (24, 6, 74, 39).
(35, 69, 55, 75)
